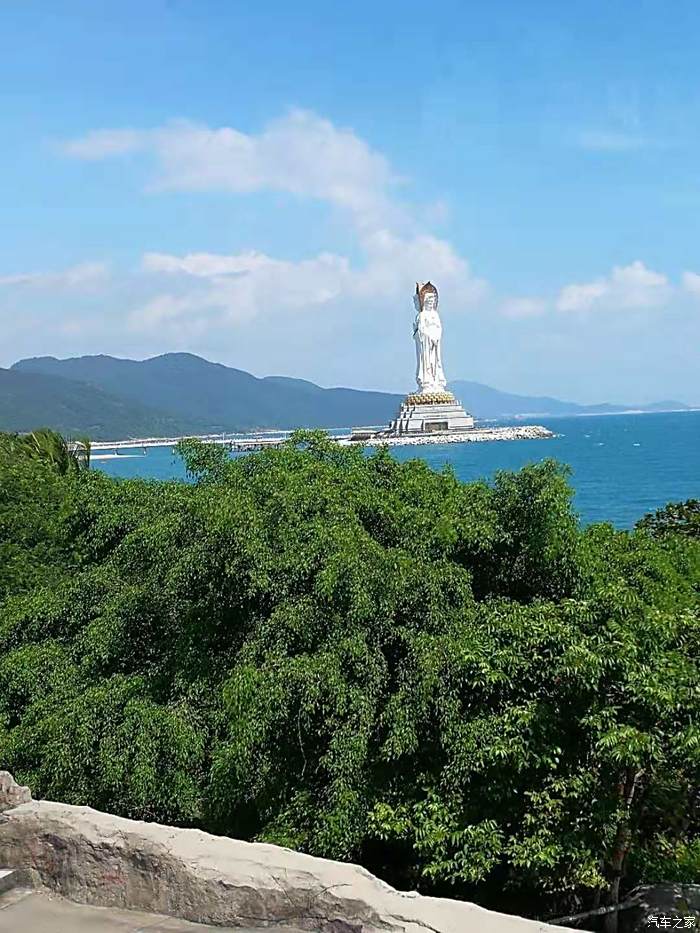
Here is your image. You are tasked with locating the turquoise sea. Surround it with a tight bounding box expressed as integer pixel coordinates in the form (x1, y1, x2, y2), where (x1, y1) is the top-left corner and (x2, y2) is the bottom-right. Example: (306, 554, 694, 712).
(95, 410, 700, 528)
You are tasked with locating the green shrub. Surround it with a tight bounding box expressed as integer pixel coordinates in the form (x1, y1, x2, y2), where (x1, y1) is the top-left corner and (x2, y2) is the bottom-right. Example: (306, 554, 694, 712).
(1, 430, 699, 920)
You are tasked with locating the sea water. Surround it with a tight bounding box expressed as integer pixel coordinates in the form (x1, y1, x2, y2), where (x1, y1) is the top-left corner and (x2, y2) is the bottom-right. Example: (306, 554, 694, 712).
(95, 410, 700, 528)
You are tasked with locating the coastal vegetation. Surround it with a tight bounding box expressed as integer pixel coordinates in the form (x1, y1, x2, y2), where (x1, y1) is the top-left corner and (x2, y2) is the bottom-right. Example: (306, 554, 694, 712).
(1, 429, 699, 924)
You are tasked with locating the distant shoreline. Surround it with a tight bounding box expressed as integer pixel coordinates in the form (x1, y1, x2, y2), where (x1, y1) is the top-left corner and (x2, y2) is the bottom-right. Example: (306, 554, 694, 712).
(499, 407, 698, 421)
(90, 453, 144, 460)
(90, 424, 555, 452)
(10, 354, 695, 445)
(86, 407, 699, 450)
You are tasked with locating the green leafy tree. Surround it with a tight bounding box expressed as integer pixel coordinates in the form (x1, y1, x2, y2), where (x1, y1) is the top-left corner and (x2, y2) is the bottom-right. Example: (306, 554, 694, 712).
(19, 428, 91, 474)
(637, 498, 700, 540)
(1, 430, 699, 925)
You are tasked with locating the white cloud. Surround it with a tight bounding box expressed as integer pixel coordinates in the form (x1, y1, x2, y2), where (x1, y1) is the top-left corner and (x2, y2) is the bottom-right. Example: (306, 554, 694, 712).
(63, 111, 400, 232)
(61, 109, 488, 335)
(355, 230, 487, 305)
(132, 232, 486, 333)
(133, 249, 352, 331)
(142, 249, 348, 292)
(0, 262, 109, 290)
(499, 297, 547, 319)
(131, 293, 215, 337)
(556, 261, 670, 312)
(682, 270, 700, 297)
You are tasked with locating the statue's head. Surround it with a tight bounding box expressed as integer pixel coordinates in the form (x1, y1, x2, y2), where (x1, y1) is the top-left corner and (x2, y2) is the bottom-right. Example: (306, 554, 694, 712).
(415, 281, 438, 313)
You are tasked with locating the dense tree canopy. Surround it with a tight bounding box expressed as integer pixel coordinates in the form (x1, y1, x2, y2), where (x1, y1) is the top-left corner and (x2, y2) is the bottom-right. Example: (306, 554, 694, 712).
(637, 498, 700, 541)
(1, 430, 699, 924)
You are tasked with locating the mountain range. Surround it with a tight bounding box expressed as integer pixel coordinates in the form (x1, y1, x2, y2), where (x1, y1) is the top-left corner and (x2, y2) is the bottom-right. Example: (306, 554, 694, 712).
(1, 353, 690, 440)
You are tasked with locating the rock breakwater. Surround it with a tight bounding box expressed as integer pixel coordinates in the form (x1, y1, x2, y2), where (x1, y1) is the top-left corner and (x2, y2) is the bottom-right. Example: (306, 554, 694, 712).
(343, 425, 555, 447)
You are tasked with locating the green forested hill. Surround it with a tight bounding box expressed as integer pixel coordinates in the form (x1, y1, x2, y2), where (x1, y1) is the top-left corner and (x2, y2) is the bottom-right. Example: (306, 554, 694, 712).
(10, 354, 689, 441)
(11, 353, 402, 434)
(0, 368, 209, 440)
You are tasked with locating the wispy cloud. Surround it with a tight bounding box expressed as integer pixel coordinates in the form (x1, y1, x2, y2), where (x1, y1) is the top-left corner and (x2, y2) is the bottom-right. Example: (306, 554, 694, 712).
(682, 270, 700, 298)
(62, 110, 402, 233)
(556, 261, 670, 312)
(0, 261, 109, 290)
(61, 110, 487, 333)
(497, 262, 676, 320)
(132, 232, 487, 333)
(49, 114, 687, 354)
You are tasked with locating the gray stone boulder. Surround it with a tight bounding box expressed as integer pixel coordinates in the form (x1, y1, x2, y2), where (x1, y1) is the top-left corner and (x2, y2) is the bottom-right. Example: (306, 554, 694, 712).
(621, 884, 700, 932)
(0, 772, 31, 813)
(0, 797, 561, 933)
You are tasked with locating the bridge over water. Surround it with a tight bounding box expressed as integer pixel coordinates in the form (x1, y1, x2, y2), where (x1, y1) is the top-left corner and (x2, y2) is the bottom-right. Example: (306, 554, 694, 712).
(90, 433, 297, 454)
(87, 428, 383, 455)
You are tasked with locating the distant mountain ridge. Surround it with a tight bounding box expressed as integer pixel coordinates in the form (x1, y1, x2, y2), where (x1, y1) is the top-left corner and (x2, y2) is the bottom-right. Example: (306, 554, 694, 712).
(0, 367, 207, 440)
(3, 353, 690, 440)
(449, 380, 690, 420)
(8, 354, 402, 438)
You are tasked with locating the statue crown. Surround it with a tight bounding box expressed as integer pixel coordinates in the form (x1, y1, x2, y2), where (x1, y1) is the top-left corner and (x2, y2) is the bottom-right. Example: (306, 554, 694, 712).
(416, 281, 438, 310)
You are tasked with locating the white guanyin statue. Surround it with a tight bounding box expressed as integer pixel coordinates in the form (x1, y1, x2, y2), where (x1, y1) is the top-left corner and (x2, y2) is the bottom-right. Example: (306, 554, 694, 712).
(413, 281, 448, 395)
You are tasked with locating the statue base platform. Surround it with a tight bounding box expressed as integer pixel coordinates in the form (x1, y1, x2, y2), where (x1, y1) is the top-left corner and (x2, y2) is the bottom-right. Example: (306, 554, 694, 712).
(387, 391, 475, 436)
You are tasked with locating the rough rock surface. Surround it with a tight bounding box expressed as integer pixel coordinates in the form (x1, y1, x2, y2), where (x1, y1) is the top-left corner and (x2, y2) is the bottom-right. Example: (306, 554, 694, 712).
(621, 884, 700, 932)
(0, 772, 31, 813)
(0, 799, 562, 933)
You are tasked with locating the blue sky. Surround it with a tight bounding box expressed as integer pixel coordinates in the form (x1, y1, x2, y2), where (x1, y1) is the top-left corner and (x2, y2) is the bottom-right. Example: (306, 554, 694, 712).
(2, 0, 699, 403)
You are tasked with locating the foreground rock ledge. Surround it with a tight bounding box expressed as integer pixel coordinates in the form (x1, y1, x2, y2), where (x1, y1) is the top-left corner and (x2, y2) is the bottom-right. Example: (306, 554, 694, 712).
(0, 771, 31, 813)
(0, 799, 560, 932)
